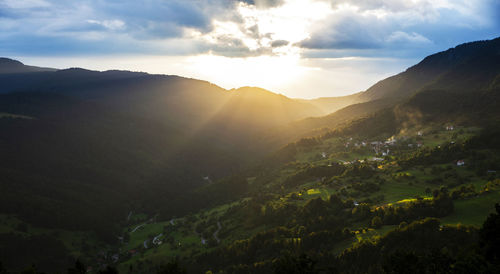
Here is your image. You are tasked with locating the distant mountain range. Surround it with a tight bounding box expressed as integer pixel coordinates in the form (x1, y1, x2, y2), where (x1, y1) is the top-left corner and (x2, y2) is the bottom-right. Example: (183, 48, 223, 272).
(0, 57, 56, 74)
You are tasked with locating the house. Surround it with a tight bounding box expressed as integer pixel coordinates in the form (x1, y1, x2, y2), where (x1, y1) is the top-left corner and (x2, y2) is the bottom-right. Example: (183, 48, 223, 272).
(417, 131, 423, 136)
(321, 152, 327, 158)
(153, 233, 163, 245)
(353, 201, 359, 206)
(446, 125, 454, 131)
(385, 137, 397, 145)
(457, 160, 465, 166)
(417, 141, 423, 147)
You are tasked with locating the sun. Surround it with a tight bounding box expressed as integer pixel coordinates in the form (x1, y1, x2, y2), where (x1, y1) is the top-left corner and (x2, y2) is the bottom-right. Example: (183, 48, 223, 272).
(180, 0, 334, 93)
(187, 54, 307, 92)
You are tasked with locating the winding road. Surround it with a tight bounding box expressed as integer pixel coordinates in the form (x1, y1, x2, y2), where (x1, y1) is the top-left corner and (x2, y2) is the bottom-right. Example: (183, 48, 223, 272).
(152, 233, 163, 245)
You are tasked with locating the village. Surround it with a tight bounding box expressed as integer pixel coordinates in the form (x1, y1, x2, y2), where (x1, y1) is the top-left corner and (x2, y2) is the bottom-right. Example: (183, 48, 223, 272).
(311, 124, 472, 168)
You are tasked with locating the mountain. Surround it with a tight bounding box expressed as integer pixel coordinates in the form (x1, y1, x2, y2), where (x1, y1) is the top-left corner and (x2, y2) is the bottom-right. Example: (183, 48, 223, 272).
(0, 62, 329, 257)
(267, 37, 500, 143)
(297, 92, 364, 114)
(360, 37, 500, 101)
(0, 58, 56, 74)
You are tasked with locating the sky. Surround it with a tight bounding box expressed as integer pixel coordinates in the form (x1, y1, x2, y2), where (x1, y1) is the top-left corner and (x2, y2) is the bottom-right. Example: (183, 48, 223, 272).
(1, 0, 499, 99)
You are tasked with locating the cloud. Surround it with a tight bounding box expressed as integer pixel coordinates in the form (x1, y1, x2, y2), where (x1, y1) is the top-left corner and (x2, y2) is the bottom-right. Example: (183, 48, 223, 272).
(238, 0, 285, 8)
(271, 40, 289, 47)
(386, 31, 432, 44)
(86, 20, 125, 31)
(295, 0, 500, 61)
(2, 0, 51, 9)
(330, 0, 428, 13)
(0, 0, 498, 60)
(297, 8, 385, 50)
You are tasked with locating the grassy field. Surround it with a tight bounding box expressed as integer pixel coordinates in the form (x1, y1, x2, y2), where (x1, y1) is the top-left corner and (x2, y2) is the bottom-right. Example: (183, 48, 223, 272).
(441, 191, 500, 226)
(377, 179, 433, 203)
(126, 222, 165, 250)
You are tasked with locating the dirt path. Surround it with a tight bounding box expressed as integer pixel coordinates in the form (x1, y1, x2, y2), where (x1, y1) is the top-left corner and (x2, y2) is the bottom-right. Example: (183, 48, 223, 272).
(213, 221, 222, 243)
(131, 224, 145, 233)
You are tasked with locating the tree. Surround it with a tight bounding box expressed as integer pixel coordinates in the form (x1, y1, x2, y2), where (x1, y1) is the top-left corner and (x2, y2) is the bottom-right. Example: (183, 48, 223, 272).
(156, 259, 187, 274)
(67, 259, 86, 274)
(124, 232, 130, 243)
(371, 216, 383, 228)
(479, 203, 500, 264)
(0, 262, 7, 274)
(99, 266, 118, 274)
(425, 187, 431, 195)
(274, 254, 319, 274)
(20, 265, 37, 274)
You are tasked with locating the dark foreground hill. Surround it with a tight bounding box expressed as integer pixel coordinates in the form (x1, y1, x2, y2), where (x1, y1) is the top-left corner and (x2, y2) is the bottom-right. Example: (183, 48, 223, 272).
(0, 66, 325, 241)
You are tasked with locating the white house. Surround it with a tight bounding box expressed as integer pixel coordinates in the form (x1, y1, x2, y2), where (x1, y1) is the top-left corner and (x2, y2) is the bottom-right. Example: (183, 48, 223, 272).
(457, 160, 465, 166)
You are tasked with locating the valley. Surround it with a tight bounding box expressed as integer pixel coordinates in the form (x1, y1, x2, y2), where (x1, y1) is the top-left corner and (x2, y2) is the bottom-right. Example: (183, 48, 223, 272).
(103, 123, 499, 273)
(0, 37, 500, 273)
